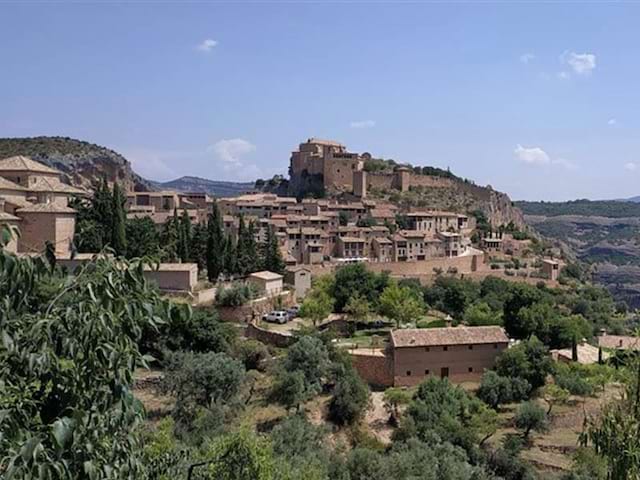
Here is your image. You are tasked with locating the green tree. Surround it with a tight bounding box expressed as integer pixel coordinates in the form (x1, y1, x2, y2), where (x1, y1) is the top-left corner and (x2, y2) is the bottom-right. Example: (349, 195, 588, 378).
(344, 293, 371, 324)
(223, 233, 238, 276)
(379, 282, 424, 328)
(514, 401, 548, 440)
(190, 222, 207, 269)
(260, 225, 285, 274)
(205, 429, 275, 480)
(178, 209, 192, 262)
(125, 216, 160, 259)
(329, 368, 370, 425)
(495, 336, 555, 389)
(542, 383, 570, 415)
(111, 181, 127, 256)
(383, 387, 411, 425)
(464, 301, 501, 326)
(237, 216, 259, 276)
(272, 370, 310, 412)
(477, 371, 531, 409)
(206, 203, 225, 282)
(160, 209, 180, 262)
(0, 240, 172, 478)
(299, 291, 334, 327)
(330, 263, 390, 312)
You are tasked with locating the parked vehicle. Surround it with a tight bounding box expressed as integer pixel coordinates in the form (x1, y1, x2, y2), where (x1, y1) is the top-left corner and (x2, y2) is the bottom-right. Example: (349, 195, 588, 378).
(286, 305, 300, 320)
(263, 310, 288, 324)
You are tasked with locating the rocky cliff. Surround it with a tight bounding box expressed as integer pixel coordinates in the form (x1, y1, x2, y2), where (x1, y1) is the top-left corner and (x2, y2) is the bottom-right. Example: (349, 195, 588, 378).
(0, 137, 153, 191)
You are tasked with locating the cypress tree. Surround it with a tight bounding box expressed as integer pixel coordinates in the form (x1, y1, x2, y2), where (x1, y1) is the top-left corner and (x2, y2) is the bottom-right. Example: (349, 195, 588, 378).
(236, 215, 249, 275)
(223, 233, 238, 277)
(92, 177, 114, 248)
(190, 223, 207, 270)
(260, 225, 285, 274)
(179, 209, 192, 262)
(111, 182, 127, 256)
(206, 202, 225, 282)
(161, 209, 179, 262)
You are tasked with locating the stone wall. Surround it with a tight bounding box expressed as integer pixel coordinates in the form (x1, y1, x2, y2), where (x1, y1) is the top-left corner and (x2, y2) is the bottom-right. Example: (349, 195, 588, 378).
(217, 290, 295, 323)
(350, 350, 394, 387)
(245, 323, 296, 348)
(367, 251, 486, 278)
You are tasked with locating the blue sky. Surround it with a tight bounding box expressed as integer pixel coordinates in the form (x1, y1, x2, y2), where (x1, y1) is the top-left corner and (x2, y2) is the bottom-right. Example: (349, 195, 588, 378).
(1, 1, 639, 201)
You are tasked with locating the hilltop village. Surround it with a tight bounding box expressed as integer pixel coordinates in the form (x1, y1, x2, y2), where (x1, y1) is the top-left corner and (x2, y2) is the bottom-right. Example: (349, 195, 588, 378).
(3, 137, 638, 478)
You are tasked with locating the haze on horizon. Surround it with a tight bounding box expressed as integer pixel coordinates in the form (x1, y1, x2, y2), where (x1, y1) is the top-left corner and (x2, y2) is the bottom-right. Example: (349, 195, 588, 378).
(1, 2, 639, 202)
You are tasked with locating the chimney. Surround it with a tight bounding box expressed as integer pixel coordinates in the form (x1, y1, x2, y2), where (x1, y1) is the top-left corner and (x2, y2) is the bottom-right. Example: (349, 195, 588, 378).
(445, 315, 453, 328)
(599, 328, 607, 337)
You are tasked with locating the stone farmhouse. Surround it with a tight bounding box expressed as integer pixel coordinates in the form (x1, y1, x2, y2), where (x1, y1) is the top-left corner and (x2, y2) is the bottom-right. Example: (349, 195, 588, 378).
(351, 325, 510, 387)
(0, 156, 87, 256)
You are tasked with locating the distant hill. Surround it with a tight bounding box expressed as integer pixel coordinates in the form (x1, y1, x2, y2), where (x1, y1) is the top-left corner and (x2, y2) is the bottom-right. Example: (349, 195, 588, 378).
(623, 195, 640, 203)
(0, 136, 153, 191)
(151, 176, 255, 197)
(516, 199, 640, 218)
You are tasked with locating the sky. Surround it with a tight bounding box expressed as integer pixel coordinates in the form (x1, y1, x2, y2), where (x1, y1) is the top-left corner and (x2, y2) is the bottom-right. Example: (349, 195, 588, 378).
(1, 1, 640, 201)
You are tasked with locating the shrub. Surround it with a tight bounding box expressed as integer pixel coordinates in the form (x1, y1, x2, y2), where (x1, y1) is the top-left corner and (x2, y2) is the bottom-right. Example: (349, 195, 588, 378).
(477, 371, 531, 408)
(329, 369, 370, 425)
(216, 282, 259, 307)
(235, 339, 270, 371)
(514, 401, 548, 440)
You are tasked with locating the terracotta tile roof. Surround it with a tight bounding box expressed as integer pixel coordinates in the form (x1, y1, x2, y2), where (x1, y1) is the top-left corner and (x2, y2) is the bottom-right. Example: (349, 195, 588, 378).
(27, 176, 87, 195)
(551, 343, 609, 365)
(16, 202, 76, 214)
(391, 326, 509, 348)
(597, 335, 640, 351)
(0, 211, 21, 221)
(0, 176, 26, 191)
(0, 156, 61, 174)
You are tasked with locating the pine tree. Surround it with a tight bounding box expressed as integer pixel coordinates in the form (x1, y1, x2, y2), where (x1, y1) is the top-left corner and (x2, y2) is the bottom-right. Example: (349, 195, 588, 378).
(260, 225, 285, 274)
(161, 209, 179, 261)
(206, 202, 225, 282)
(179, 209, 192, 262)
(111, 182, 127, 256)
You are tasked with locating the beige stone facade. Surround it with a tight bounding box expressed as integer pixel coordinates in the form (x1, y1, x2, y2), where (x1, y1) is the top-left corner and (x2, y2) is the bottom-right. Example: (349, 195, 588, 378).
(143, 263, 198, 292)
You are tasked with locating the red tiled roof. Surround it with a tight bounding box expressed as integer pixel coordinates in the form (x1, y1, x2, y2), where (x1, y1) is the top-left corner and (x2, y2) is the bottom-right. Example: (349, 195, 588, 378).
(391, 326, 509, 348)
(597, 335, 640, 351)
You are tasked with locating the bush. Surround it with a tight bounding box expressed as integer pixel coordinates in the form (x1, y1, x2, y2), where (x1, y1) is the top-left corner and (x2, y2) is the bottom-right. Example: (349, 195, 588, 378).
(555, 370, 595, 396)
(216, 282, 259, 307)
(514, 401, 548, 440)
(477, 371, 531, 408)
(329, 369, 370, 425)
(235, 339, 270, 371)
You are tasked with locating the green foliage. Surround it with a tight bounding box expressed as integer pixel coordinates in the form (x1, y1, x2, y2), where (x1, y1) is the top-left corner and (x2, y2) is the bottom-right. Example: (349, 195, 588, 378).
(178, 209, 192, 262)
(379, 282, 425, 328)
(516, 199, 640, 218)
(235, 339, 270, 371)
(514, 401, 548, 439)
(236, 216, 259, 276)
(562, 447, 608, 480)
(111, 182, 128, 256)
(329, 368, 370, 425)
(541, 383, 570, 415)
(383, 387, 411, 424)
(299, 290, 334, 326)
(477, 371, 531, 409)
(215, 281, 259, 307)
(206, 429, 275, 480)
(0, 246, 173, 478)
(330, 263, 390, 312)
(259, 225, 285, 275)
(338, 211, 350, 226)
(126, 216, 161, 259)
(344, 293, 371, 323)
(272, 370, 310, 412)
(494, 336, 555, 390)
(282, 336, 331, 394)
(206, 202, 225, 282)
(464, 301, 501, 326)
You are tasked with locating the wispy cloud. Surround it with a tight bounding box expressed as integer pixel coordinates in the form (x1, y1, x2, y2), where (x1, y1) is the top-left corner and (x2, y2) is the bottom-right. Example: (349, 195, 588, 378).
(196, 38, 218, 52)
(608, 118, 617, 126)
(562, 51, 596, 76)
(624, 162, 637, 171)
(514, 145, 576, 170)
(519, 53, 535, 64)
(557, 71, 571, 80)
(211, 138, 256, 166)
(514, 144, 551, 165)
(350, 120, 376, 129)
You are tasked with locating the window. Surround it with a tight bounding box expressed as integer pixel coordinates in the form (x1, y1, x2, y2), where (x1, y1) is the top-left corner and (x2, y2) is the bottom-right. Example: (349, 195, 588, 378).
(468, 367, 473, 373)
(443, 346, 448, 351)
(424, 347, 430, 352)
(493, 343, 499, 349)
(468, 345, 473, 350)
(406, 370, 412, 376)
(425, 369, 430, 375)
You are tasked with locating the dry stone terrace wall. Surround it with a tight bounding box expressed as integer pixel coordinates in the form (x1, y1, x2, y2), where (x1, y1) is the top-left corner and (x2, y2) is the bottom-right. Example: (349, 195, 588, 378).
(350, 350, 394, 388)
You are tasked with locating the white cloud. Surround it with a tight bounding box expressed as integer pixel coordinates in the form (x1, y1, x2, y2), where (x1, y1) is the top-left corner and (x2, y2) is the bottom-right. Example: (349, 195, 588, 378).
(608, 118, 617, 126)
(514, 145, 576, 170)
(196, 39, 218, 52)
(563, 51, 596, 75)
(350, 120, 376, 129)
(514, 144, 551, 165)
(557, 71, 571, 80)
(211, 138, 256, 166)
(520, 53, 535, 64)
(624, 162, 637, 171)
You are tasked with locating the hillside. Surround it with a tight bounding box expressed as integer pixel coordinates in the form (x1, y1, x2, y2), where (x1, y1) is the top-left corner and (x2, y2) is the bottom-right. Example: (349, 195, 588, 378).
(520, 199, 640, 308)
(0, 136, 153, 191)
(151, 176, 254, 197)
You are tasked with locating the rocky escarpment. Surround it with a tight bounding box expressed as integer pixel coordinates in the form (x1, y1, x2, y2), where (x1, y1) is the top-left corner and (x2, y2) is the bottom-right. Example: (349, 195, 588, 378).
(0, 136, 153, 192)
